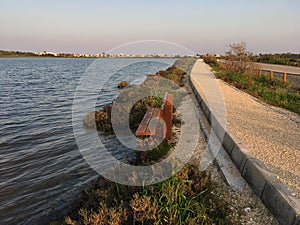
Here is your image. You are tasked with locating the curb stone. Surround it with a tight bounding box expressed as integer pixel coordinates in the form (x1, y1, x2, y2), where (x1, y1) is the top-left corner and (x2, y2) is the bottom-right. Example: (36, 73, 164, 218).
(188, 71, 300, 225)
(242, 158, 277, 197)
(293, 215, 300, 225)
(262, 181, 300, 225)
(190, 80, 247, 193)
(230, 142, 253, 173)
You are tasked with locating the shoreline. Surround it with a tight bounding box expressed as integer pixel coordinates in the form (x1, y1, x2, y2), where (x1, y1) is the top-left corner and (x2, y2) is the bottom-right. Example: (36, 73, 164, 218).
(0, 56, 181, 59)
(0, 50, 184, 59)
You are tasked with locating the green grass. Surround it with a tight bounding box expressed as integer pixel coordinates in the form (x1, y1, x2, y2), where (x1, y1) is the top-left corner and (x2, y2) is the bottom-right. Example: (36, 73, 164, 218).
(51, 164, 237, 225)
(134, 140, 173, 165)
(211, 63, 300, 114)
(149, 140, 171, 161)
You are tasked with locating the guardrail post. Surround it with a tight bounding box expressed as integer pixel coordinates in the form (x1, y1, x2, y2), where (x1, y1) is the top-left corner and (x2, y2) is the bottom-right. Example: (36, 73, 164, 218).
(258, 69, 262, 76)
(270, 71, 273, 80)
(283, 72, 287, 83)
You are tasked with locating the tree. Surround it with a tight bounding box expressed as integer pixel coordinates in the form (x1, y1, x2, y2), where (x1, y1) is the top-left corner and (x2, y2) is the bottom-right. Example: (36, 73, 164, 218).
(226, 42, 256, 74)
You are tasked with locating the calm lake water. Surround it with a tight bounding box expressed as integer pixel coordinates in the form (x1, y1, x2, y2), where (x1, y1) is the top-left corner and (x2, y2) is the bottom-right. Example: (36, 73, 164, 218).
(0, 58, 176, 225)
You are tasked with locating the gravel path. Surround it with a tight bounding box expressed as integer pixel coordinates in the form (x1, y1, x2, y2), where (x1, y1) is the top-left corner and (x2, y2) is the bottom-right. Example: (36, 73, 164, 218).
(191, 59, 300, 199)
(185, 86, 279, 225)
(220, 80, 300, 198)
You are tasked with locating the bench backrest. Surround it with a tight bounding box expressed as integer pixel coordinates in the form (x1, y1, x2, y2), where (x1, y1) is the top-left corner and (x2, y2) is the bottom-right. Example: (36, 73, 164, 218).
(161, 93, 173, 139)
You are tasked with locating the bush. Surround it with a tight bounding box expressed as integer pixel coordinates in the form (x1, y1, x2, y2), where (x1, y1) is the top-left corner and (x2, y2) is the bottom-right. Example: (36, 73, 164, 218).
(203, 54, 217, 65)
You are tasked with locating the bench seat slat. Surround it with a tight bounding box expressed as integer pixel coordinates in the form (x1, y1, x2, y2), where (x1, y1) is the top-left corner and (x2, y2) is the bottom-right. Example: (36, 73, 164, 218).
(145, 108, 161, 136)
(135, 93, 172, 139)
(135, 108, 155, 136)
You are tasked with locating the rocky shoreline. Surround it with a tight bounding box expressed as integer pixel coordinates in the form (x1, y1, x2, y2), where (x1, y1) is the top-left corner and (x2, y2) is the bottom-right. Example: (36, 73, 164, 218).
(82, 64, 187, 135)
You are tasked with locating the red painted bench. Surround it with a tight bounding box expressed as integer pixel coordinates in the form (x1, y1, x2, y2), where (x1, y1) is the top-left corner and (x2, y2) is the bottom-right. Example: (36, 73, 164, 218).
(135, 93, 173, 139)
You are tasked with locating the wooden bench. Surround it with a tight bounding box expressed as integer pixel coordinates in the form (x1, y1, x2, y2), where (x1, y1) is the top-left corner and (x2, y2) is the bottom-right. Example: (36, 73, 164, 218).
(135, 93, 173, 139)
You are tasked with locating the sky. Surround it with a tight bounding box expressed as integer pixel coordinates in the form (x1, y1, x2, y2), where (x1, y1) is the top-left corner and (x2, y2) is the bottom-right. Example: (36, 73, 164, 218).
(1, 0, 300, 54)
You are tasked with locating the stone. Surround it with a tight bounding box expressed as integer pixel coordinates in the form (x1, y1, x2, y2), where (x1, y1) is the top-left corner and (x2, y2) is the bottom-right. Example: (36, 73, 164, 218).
(117, 81, 129, 89)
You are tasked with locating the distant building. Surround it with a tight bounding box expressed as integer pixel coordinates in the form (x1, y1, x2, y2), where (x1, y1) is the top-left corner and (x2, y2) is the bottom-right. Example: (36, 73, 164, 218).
(36, 51, 58, 57)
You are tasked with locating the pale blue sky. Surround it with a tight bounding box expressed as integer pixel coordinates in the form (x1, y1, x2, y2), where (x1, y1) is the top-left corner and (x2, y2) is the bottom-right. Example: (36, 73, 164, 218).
(1, 0, 299, 54)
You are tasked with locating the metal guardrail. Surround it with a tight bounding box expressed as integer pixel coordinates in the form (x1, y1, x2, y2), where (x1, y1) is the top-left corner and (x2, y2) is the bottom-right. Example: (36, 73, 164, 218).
(256, 62, 300, 76)
(219, 60, 300, 86)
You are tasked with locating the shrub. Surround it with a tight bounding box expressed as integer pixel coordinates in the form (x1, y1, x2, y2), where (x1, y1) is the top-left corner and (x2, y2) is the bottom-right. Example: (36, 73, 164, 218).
(203, 54, 217, 65)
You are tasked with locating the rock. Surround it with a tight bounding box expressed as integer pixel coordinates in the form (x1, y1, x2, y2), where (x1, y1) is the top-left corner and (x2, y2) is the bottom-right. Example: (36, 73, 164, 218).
(242, 207, 251, 212)
(117, 81, 129, 89)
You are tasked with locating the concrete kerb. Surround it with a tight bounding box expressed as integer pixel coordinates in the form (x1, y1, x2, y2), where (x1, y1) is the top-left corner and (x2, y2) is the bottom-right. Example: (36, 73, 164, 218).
(222, 132, 235, 154)
(230, 143, 253, 173)
(201, 101, 211, 121)
(188, 72, 300, 225)
(242, 158, 277, 197)
(211, 114, 225, 142)
(293, 215, 300, 225)
(262, 181, 300, 225)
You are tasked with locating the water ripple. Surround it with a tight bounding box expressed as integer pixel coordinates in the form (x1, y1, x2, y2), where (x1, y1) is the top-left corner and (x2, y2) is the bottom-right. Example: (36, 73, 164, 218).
(0, 57, 175, 224)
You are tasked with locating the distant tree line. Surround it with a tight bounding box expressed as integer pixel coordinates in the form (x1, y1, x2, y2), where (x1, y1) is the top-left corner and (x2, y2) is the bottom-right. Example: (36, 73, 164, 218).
(0, 50, 38, 57)
(251, 53, 300, 67)
(0, 50, 83, 58)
